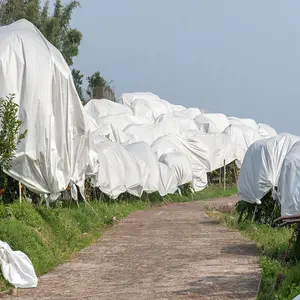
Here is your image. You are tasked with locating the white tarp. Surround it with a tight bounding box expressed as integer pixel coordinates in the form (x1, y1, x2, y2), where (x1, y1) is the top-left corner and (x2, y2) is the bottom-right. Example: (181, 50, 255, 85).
(224, 124, 261, 167)
(119, 92, 160, 107)
(159, 152, 193, 186)
(91, 141, 142, 198)
(124, 120, 180, 145)
(0, 19, 95, 197)
(84, 99, 133, 119)
(174, 107, 202, 119)
(258, 123, 277, 139)
(158, 162, 178, 196)
(0, 241, 38, 288)
(228, 117, 258, 131)
(194, 113, 229, 133)
(155, 114, 198, 132)
(238, 133, 300, 204)
(125, 142, 160, 194)
(151, 135, 208, 191)
(278, 140, 300, 216)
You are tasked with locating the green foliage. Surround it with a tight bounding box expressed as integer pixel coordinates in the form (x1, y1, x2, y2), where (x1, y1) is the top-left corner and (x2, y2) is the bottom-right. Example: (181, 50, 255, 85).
(72, 68, 84, 101)
(0, 94, 27, 172)
(86, 71, 115, 101)
(236, 191, 280, 225)
(0, 0, 82, 66)
(216, 207, 300, 300)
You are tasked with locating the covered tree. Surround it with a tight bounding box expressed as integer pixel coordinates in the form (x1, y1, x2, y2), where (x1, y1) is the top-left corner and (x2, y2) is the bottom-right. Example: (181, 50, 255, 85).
(0, 0, 82, 66)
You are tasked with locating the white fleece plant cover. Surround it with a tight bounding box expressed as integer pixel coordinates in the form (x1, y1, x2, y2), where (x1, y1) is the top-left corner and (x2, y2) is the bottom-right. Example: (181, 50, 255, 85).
(278, 141, 300, 217)
(159, 152, 193, 186)
(119, 92, 160, 107)
(0, 19, 95, 197)
(91, 141, 142, 198)
(194, 113, 229, 133)
(155, 114, 198, 132)
(174, 107, 202, 119)
(125, 142, 161, 194)
(151, 135, 208, 191)
(224, 124, 261, 167)
(238, 133, 300, 204)
(0, 241, 38, 288)
(258, 123, 277, 139)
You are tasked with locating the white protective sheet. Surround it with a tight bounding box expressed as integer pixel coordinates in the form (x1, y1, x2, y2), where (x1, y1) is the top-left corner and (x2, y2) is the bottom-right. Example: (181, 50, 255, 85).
(124, 120, 180, 145)
(151, 135, 208, 191)
(174, 107, 202, 119)
(158, 162, 178, 196)
(223, 124, 261, 167)
(84, 99, 133, 119)
(125, 142, 160, 194)
(278, 141, 300, 217)
(0, 241, 38, 288)
(238, 133, 300, 204)
(155, 114, 198, 132)
(159, 152, 193, 186)
(0, 20, 95, 197)
(194, 113, 230, 133)
(258, 123, 277, 139)
(228, 117, 258, 131)
(92, 141, 143, 198)
(119, 92, 160, 107)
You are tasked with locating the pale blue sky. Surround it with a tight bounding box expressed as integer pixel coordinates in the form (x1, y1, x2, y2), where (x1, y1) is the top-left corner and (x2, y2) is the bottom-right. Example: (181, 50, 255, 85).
(67, 1, 300, 134)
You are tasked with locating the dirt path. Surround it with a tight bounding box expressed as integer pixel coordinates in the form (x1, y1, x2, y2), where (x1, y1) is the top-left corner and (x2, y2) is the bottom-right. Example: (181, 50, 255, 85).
(8, 196, 261, 300)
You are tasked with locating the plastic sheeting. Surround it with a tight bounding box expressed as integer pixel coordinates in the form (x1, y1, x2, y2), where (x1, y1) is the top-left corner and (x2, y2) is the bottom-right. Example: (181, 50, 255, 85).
(278, 141, 300, 216)
(258, 123, 277, 139)
(159, 152, 193, 186)
(238, 133, 300, 204)
(0, 241, 38, 288)
(224, 124, 261, 167)
(125, 142, 160, 194)
(155, 114, 198, 132)
(194, 113, 229, 133)
(0, 19, 95, 197)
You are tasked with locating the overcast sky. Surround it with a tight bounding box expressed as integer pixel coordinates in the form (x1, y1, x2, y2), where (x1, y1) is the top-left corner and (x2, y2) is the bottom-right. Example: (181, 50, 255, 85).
(68, 0, 300, 134)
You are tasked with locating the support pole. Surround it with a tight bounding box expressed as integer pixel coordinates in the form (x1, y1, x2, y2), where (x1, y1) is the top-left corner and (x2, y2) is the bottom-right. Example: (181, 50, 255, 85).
(19, 182, 22, 203)
(223, 160, 226, 191)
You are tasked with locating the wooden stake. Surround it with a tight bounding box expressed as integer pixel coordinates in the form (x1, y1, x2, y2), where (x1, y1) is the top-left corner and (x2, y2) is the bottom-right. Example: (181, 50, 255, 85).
(19, 182, 22, 203)
(223, 160, 226, 191)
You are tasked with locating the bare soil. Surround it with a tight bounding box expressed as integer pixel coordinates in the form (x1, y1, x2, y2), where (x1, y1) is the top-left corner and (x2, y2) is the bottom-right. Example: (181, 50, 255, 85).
(6, 196, 261, 300)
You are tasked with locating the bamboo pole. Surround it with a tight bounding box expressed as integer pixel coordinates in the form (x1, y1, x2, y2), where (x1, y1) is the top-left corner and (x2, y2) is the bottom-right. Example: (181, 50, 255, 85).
(223, 160, 226, 191)
(19, 182, 22, 203)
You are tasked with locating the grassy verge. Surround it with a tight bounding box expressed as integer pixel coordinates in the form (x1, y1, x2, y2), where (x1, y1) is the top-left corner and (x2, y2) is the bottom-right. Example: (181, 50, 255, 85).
(208, 208, 300, 300)
(0, 185, 236, 291)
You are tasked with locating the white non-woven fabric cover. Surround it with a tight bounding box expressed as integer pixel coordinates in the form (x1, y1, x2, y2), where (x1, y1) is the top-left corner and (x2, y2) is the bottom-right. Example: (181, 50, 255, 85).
(238, 133, 300, 204)
(194, 113, 229, 133)
(158, 162, 178, 196)
(124, 120, 180, 145)
(84, 99, 133, 119)
(91, 141, 142, 198)
(228, 117, 258, 131)
(155, 114, 198, 132)
(0, 241, 38, 288)
(182, 131, 236, 171)
(278, 141, 300, 217)
(159, 152, 193, 186)
(125, 142, 160, 194)
(224, 124, 261, 167)
(119, 92, 160, 107)
(174, 107, 202, 119)
(151, 135, 208, 191)
(0, 20, 94, 196)
(258, 123, 277, 139)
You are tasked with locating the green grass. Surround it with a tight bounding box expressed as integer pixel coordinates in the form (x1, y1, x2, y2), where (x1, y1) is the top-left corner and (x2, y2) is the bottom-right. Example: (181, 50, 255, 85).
(0, 185, 236, 292)
(211, 210, 300, 300)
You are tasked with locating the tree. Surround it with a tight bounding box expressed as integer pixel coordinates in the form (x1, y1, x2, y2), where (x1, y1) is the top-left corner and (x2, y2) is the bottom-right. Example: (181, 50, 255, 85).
(87, 72, 116, 101)
(0, 0, 82, 66)
(72, 69, 84, 101)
